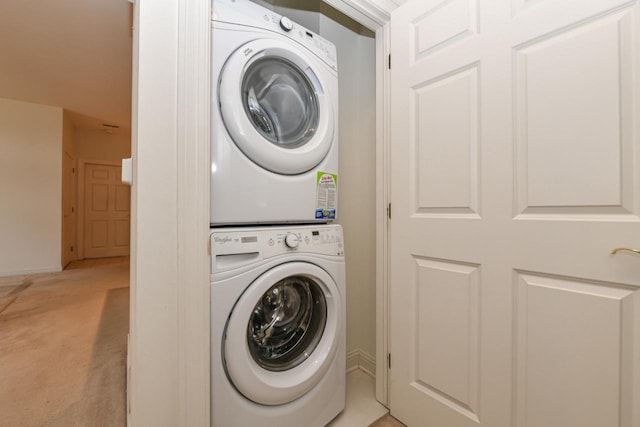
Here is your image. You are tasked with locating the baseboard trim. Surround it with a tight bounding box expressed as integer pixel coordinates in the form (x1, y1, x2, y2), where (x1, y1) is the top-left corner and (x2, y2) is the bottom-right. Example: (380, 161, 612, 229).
(346, 349, 376, 378)
(0, 266, 62, 279)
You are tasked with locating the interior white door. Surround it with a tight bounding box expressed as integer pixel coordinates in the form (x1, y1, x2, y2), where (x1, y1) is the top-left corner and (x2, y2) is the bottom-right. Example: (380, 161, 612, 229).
(389, 0, 640, 426)
(84, 163, 130, 259)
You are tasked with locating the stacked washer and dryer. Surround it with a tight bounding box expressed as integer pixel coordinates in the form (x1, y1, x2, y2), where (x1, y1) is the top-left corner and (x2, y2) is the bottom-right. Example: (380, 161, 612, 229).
(209, 1, 345, 426)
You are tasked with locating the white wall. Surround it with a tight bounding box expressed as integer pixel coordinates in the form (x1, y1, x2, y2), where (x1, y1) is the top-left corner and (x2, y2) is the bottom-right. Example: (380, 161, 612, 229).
(75, 128, 131, 162)
(0, 98, 63, 275)
(129, 0, 211, 424)
(319, 11, 377, 365)
(129, 0, 181, 422)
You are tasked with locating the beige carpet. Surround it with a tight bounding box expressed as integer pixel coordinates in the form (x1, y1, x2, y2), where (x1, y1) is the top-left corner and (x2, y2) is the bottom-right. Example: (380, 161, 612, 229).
(0, 258, 129, 427)
(369, 413, 406, 427)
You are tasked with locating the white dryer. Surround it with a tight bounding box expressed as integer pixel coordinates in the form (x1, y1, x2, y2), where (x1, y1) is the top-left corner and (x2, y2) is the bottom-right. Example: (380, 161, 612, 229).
(210, 225, 346, 427)
(211, 0, 339, 225)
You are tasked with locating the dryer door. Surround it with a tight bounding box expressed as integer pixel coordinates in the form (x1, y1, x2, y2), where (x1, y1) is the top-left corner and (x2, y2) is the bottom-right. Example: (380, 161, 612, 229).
(224, 262, 342, 405)
(218, 38, 335, 175)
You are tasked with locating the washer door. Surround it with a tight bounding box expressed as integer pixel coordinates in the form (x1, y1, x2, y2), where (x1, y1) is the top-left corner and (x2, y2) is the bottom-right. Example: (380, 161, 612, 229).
(224, 262, 341, 405)
(218, 38, 335, 175)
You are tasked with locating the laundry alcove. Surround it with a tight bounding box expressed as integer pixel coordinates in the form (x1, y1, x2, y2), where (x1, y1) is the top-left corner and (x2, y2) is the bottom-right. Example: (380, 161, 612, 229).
(251, 0, 379, 394)
(129, 0, 396, 424)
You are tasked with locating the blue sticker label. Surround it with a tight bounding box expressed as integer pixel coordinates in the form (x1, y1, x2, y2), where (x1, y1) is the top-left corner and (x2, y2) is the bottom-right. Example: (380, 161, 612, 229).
(315, 209, 336, 219)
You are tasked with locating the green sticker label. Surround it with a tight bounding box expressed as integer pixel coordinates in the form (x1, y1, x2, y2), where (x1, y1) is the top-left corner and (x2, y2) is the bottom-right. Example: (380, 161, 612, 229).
(315, 172, 338, 220)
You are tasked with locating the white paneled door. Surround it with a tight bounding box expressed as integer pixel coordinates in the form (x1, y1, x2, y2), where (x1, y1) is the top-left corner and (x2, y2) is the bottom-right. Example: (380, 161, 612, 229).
(389, 0, 640, 426)
(83, 163, 130, 259)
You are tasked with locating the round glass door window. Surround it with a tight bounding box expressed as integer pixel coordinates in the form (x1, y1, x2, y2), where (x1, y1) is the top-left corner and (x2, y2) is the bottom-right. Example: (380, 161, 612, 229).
(218, 39, 335, 175)
(242, 57, 320, 149)
(223, 262, 341, 405)
(247, 275, 327, 372)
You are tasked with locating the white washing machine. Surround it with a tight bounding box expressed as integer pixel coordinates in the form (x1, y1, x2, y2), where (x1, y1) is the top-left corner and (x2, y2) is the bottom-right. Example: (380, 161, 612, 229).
(210, 225, 346, 427)
(211, 0, 339, 225)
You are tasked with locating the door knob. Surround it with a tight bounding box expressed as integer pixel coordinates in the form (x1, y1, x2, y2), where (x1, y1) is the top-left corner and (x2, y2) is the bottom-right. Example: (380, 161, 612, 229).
(610, 247, 640, 255)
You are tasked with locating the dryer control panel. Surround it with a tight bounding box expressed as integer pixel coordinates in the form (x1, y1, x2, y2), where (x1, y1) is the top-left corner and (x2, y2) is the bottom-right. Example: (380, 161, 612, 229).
(212, 0, 338, 71)
(211, 225, 344, 273)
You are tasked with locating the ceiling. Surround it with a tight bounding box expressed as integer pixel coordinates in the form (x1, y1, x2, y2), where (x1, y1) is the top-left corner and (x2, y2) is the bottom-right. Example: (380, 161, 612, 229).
(0, 0, 133, 132)
(0, 0, 409, 134)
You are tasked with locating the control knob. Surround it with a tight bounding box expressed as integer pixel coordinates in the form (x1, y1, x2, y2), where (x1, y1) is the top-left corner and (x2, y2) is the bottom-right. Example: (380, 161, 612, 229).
(280, 16, 293, 32)
(284, 233, 300, 248)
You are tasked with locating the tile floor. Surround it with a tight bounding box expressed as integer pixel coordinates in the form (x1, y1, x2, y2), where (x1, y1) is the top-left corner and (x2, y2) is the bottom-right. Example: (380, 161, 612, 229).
(327, 369, 389, 426)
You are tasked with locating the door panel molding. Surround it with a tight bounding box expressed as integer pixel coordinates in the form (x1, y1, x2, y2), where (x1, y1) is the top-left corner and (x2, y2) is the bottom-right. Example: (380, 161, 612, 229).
(514, 270, 638, 427)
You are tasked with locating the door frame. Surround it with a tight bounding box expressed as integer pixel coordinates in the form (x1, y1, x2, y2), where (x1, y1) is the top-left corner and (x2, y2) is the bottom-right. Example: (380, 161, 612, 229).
(129, 0, 212, 425)
(61, 149, 77, 268)
(323, 0, 393, 405)
(77, 159, 124, 260)
(374, 21, 391, 406)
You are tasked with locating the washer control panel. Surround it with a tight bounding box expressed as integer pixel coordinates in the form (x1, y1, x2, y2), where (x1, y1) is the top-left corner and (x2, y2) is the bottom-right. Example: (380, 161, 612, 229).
(211, 225, 344, 273)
